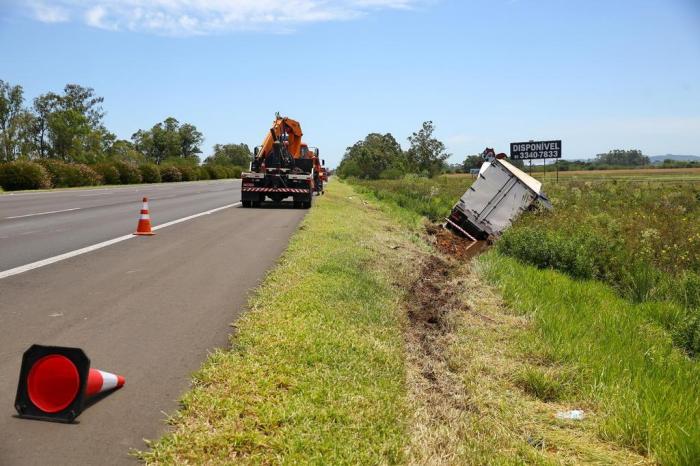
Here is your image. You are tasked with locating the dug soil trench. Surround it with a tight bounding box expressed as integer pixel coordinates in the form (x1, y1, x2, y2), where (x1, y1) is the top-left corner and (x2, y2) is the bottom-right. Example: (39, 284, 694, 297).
(404, 226, 486, 463)
(426, 224, 490, 261)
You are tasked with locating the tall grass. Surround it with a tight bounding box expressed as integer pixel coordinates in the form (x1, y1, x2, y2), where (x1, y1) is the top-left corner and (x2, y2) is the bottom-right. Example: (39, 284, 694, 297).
(481, 253, 700, 465)
(350, 175, 472, 221)
(348, 175, 700, 462)
(350, 176, 700, 355)
(497, 180, 700, 355)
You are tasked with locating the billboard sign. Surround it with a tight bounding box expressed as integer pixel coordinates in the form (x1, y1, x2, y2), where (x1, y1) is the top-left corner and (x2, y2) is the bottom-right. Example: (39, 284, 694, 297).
(510, 140, 562, 160)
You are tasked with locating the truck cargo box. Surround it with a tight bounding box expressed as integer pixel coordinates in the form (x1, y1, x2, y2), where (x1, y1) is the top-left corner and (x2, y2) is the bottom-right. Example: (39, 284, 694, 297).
(446, 157, 552, 240)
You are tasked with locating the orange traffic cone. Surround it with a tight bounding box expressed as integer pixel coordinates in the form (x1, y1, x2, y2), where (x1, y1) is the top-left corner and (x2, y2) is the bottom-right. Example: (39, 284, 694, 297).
(134, 197, 155, 236)
(15, 345, 125, 422)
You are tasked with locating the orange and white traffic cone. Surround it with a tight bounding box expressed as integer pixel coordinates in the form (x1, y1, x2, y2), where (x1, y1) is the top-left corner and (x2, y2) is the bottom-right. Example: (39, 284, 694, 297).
(15, 345, 126, 422)
(134, 197, 155, 236)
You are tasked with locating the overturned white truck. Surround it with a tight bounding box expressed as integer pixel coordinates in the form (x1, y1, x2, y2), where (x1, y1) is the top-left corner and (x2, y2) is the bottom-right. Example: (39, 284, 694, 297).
(446, 154, 552, 241)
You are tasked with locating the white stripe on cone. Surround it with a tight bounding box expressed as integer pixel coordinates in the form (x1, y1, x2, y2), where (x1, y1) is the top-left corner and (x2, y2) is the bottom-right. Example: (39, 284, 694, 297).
(98, 370, 119, 392)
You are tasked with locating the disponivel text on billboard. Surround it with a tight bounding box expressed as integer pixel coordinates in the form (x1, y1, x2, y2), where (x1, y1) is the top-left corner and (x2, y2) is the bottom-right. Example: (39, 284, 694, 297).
(510, 140, 562, 160)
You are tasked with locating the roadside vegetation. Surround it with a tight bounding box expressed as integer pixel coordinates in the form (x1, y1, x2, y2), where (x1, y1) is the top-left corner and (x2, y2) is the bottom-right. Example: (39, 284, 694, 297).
(482, 254, 700, 464)
(141, 183, 415, 464)
(496, 180, 700, 355)
(349, 175, 700, 357)
(142, 179, 673, 464)
(343, 172, 700, 464)
(0, 79, 248, 190)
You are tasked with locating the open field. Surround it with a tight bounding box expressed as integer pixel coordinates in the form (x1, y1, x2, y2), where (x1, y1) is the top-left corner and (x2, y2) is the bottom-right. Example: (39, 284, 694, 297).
(345, 173, 700, 464)
(352, 175, 700, 355)
(541, 166, 700, 177)
(446, 166, 700, 183)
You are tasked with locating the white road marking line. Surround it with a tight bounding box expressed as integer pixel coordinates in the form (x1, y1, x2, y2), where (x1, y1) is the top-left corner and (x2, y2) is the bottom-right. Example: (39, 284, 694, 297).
(18, 230, 40, 236)
(5, 207, 81, 219)
(152, 203, 240, 231)
(0, 202, 241, 280)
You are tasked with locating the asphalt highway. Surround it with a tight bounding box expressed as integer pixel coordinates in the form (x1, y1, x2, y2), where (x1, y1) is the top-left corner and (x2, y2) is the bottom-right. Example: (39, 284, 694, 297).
(0, 180, 307, 465)
(0, 180, 248, 271)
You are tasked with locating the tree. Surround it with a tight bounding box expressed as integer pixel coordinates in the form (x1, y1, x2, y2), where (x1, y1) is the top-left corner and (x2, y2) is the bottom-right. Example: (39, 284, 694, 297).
(205, 143, 252, 167)
(32, 92, 61, 158)
(28, 85, 108, 162)
(47, 109, 91, 161)
(337, 133, 404, 179)
(405, 121, 450, 177)
(0, 80, 25, 161)
(594, 149, 649, 166)
(179, 123, 204, 160)
(132, 117, 203, 164)
(13, 110, 38, 159)
(462, 154, 483, 171)
(61, 84, 105, 128)
(106, 139, 145, 164)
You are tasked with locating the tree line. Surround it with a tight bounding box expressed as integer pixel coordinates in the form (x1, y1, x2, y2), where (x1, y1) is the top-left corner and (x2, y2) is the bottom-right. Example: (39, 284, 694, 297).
(337, 122, 529, 179)
(336, 121, 452, 179)
(336, 119, 694, 179)
(0, 79, 252, 167)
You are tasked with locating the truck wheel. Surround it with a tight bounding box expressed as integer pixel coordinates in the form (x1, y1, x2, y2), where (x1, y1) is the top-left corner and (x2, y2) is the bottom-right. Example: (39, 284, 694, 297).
(242, 200, 251, 208)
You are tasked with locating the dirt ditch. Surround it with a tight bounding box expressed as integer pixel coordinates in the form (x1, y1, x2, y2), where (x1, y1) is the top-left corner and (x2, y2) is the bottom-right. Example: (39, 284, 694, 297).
(406, 226, 490, 395)
(403, 225, 493, 462)
(403, 255, 467, 462)
(426, 223, 490, 261)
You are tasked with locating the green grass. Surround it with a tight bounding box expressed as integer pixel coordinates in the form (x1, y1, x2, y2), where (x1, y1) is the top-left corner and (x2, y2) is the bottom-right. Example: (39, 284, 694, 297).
(349, 175, 700, 355)
(346, 174, 700, 463)
(480, 252, 700, 465)
(496, 180, 700, 355)
(350, 175, 472, 222)
(140, 182, 412, 464)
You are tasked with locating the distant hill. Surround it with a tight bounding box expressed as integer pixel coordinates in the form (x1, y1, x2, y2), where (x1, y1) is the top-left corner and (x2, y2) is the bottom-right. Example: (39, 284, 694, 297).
(649, 154, 700, 163)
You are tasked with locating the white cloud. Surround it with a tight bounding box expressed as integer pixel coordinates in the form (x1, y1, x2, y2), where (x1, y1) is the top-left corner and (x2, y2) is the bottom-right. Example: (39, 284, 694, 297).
(29, 1, 70, 23)
(24, 0, 425, 35)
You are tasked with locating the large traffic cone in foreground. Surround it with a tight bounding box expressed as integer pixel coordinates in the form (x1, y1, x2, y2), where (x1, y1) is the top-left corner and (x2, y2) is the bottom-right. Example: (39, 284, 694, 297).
(134, 197, 155, 235)
(15, 345, 125, 423)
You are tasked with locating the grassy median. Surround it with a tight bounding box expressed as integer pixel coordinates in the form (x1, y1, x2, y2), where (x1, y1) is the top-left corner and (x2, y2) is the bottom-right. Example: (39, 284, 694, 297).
(141, 182, 423, 464)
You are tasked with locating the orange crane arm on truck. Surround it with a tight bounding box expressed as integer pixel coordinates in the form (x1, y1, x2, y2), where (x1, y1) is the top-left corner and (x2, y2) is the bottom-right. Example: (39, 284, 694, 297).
(242, 114, 315, 208)
(257, 115, 303, 160)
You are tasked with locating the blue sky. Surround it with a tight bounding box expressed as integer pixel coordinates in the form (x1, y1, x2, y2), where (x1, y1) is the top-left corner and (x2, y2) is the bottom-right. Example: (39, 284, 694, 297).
(1, 0, 699, 166)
